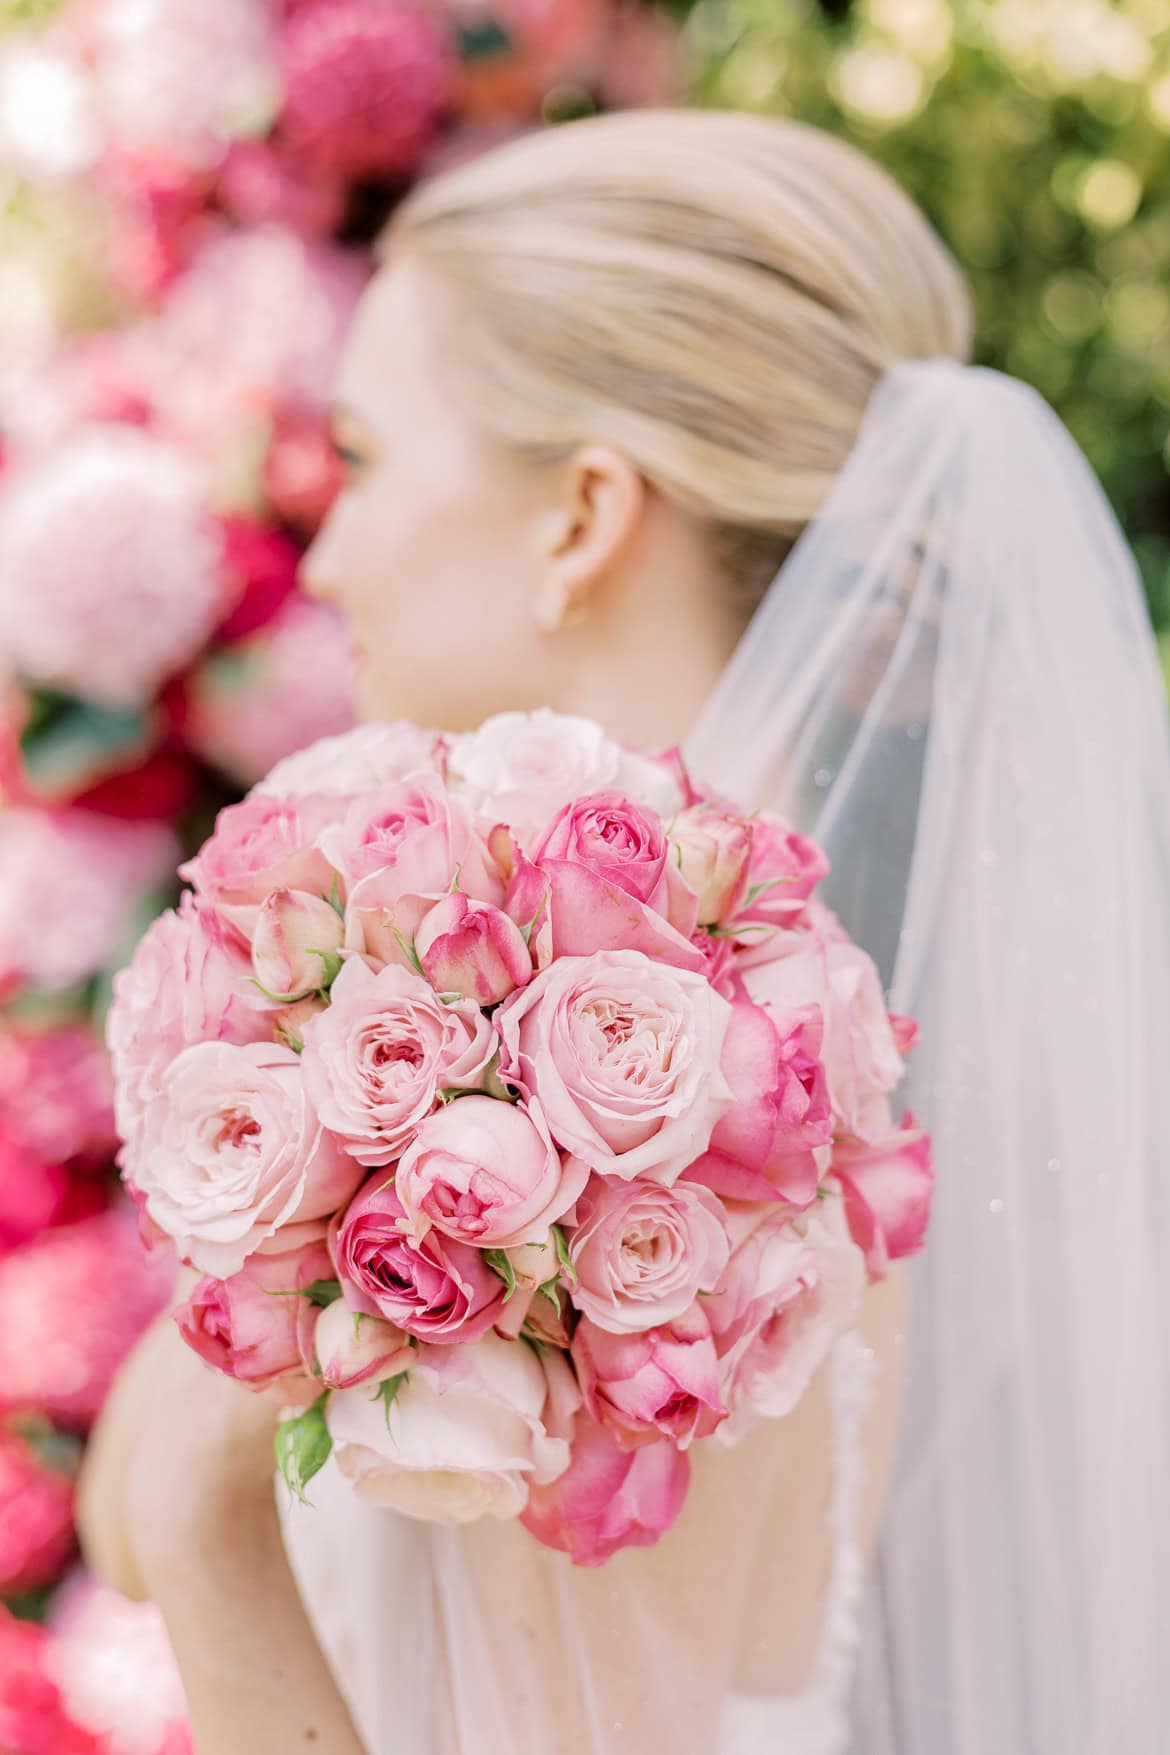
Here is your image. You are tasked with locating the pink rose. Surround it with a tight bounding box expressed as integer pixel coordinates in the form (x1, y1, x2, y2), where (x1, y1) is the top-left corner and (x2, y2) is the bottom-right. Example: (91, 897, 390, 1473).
(531, 789, 701, 968)
(520, 1411, 690, 1565)
(567, 1173, 730, 1333)
(724, 813, 829, 938)
(0, 1427, 76, 1595)
(496, 949, 735, 1182)
(314, 1298, 415, 1389)
(133, 1040, 364, 1276)
(108, 893, 273, 1155)
(327, 1330, 575, 1522)
(667, 804, 752, 926)
(251, 887, 345, 1000)
(175, 1234, 333, 1389)
(395, 1095, 589, 1250)
(834, 1110, 934, 1280)
(704, 1192, 866, 1446)
(0, 1023, 115, 1168)
(414, 892, 532, 1004)
(300, 958, 495, 1166)
(179, 791, 341, 941)
(572, 1304, 725, 1450)
(329, 1172, 507, 1343)
(257, 721, 443, 797)
(742, 920, 904, 1143)
(685, 994, 830, 1208)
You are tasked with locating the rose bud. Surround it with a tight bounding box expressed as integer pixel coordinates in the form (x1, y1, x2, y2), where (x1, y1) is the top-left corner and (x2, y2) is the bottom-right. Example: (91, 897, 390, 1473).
(414, 892, 532, 1005)
(314, 1297, 415, 1390)
(251, 888, 344, 1001)
(667, 805, 752, 926)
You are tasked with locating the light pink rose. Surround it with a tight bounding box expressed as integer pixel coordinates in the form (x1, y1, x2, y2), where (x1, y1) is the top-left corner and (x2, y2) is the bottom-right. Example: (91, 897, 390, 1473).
(328, 1171, 506, 1343)
(445, 709, 625, 843)
(572, 1303, 725, 1450)
(567, 1172, 730, 1333)
(299, 958, 495, 1166)
(251, 887, 344, 1000)
(685, 994, 830, 1208)
(0, 809, 178, 994)
(327, 1330, 575, 1522)
(531, 788, 701, 966)
(313, 1298, 415, 1390)
(108, 893, 273, 1156)
(833, 1110, 934, 1280)
(334, 774, 504, 964)
(414, 892, 532, 1004)
(742, 919, 904, 1143)
(668, 804, 752, 926)
(723, 812, 829, 939)
(520, 1410, 690, 1565)
(179, 791, 341, 941)
(704, 1191, 866, 1447)
(257, 720, 443, 797)
(395, 1095, 589, 1250)
(133, 1040, 364, 1276)
(174, 1234, 333, 1389)
(496, 949, 735, 1182)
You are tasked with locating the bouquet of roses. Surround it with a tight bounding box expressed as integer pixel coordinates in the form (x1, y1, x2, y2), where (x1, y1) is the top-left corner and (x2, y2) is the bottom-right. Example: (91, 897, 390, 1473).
(107, 709, 933, 1566)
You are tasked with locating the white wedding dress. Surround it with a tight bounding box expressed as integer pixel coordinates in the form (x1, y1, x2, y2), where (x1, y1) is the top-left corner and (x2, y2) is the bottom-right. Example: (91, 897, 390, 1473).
(277, 1326, 879, 1755)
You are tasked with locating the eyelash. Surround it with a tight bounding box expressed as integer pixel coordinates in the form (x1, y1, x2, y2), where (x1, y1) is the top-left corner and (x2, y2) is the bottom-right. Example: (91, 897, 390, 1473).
(331, 441, 366, 473)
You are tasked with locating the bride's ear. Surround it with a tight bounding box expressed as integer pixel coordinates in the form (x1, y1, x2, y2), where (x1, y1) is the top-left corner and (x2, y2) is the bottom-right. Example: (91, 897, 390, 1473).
(533, 443, 645, 632)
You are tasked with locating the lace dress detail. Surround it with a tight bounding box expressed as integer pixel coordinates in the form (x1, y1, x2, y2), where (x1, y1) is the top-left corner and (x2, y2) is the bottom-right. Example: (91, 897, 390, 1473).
(716, 1328, 879, 1755)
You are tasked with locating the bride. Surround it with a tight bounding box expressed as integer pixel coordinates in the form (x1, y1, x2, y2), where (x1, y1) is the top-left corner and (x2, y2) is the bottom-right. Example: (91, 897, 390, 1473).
(78, 108, 1170, 1754)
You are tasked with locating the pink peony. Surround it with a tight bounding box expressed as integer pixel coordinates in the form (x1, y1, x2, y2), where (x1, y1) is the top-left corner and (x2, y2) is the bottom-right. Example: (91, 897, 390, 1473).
(395, 1095, 589, 1250)
(703, 1192, 866, 1447)
(326, 1329, 575, 1523)
(0, 1427, 76, 1595)
(329, 1171, 507, 1344)
(571, 1303, 726, 1450)
(107, 891, 274, 1157)
(181, 597, 358, 789)
(0, 426, 228, 706)
(133, 1041, 364, 1277)
(0, 809, 178, 994)
(174, 1234, 335, 1389)
(567, 1172, 730, 1334)
(178, 790, 341, 941)
(300, 958, 495, 1166)
(414, 892, 532, 1005)
(278, 0, 455, 181)
(496, 948, 735, 1182)
(833, 1111, 934, 1280)
(520, 1410, 689, 1566)
(0, 1207, 176, 1427)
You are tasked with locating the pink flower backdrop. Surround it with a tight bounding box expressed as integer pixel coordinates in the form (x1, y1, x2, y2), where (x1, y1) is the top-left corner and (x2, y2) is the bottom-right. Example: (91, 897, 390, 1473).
(0, 1, 683, 1746)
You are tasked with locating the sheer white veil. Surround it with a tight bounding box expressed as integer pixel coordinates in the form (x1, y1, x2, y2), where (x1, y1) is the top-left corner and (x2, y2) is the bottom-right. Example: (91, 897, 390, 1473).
(682, 356, 1170, 1754)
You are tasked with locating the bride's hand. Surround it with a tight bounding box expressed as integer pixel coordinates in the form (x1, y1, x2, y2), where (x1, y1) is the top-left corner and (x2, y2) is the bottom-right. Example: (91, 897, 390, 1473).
(76, 1265, 302, 1602)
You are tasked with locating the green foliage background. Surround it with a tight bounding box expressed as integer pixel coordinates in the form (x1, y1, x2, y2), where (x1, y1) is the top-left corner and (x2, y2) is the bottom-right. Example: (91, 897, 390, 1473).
(676, 0, 1170, 663)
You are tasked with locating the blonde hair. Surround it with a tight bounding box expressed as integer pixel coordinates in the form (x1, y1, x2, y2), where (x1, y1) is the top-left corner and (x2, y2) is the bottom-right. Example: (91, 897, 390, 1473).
(379, 106, 975, 617)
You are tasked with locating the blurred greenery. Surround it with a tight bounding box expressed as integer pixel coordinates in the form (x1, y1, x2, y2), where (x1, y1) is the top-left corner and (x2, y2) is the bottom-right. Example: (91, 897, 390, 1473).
(681, 0, 1170, 634)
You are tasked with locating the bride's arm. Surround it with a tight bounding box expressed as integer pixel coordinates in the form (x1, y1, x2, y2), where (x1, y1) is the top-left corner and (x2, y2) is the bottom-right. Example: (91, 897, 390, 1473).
(77, 1290, 369, 1755)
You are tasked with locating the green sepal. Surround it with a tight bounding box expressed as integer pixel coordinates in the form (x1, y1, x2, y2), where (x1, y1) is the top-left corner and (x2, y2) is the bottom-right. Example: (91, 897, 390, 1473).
(370, 1372, 409, 1432)
(551, 1224, 577, 1288)
(537, 1276, 562, 1315)
(392, 927, 426, 979)
(483, 1248, 518, 1301)
(261, 1278, 343, 1308)
(275, 1392, 332, 1506)
(327, 871, 345, 919)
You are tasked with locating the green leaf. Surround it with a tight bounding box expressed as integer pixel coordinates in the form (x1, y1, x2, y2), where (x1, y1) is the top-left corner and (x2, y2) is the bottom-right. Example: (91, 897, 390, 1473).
(483, 1248, 518, 1301)
(370, 1372, 409, 1431)
(275, 1393, 332, 1505)
(551, 1224, 577, 1288)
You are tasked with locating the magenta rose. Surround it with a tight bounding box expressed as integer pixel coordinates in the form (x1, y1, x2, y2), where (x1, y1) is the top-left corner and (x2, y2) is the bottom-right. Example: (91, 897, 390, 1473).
(175, 1233, 333, 1389)
(571, 1303, 726, 1450)
(724, 812, 829, 938)
(414, 892, 532, 1005)
(704, 1192, 866, 1446)
(329, 1171, 507, 1343)
(833, 1110, 934, 1280)
(179, 791, 341, 940)
(567, 1172, 730, 1333)
(395, 1095, 589, 1250)
(133, 1040, 364, 1277)
(520, 1411, 690, 1565)
(530, 789, 702, 968)
(299, 958, 495, 1166)
(313, 1298, 415, 1390)
(496, 948, 735, 1182)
